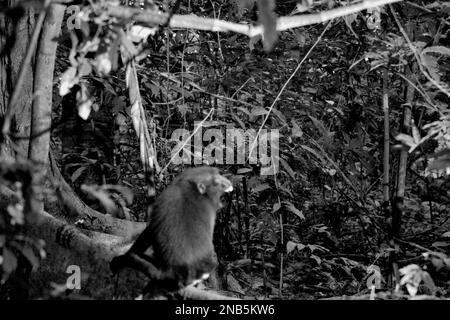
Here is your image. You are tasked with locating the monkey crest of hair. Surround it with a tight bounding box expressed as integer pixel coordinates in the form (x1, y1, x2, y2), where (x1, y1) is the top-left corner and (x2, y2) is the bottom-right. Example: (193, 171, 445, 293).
(110, 166, 233, 295)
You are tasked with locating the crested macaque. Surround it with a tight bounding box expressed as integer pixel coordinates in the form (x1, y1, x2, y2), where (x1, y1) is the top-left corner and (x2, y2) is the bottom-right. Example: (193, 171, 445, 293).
(110, 166, 233, 294)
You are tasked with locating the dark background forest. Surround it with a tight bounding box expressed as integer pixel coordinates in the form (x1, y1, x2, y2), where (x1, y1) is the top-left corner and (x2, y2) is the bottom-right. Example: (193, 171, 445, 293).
(0, 0, 450, 300)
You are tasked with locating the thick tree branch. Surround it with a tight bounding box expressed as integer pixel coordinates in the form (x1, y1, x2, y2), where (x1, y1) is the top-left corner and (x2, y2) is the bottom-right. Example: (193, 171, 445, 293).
(1, 0, 50, 136)
(28, 2, 65, 219)
(105, 0, 402, 36)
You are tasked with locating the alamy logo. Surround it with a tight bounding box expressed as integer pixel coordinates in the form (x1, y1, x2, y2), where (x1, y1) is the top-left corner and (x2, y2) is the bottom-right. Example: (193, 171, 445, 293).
(66, 265, 81, 290)
(366, 265, 382, 289)
(170, 122, 279, 175)
(66, 5, 81, 30)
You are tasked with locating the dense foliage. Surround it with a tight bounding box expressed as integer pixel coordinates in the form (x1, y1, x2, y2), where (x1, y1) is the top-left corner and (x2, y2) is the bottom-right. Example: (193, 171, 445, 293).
(1, 0, 450, 299)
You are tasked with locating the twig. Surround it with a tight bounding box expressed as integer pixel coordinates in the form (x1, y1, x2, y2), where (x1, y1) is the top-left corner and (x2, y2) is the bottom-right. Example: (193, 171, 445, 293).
(394, 237, 432, 253)
(248, 21, 331, 159)
(158, 107, 215, 176)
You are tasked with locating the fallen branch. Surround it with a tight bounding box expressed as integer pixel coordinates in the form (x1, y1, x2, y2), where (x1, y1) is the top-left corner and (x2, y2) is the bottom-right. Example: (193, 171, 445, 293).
(177, 286, 237, 300)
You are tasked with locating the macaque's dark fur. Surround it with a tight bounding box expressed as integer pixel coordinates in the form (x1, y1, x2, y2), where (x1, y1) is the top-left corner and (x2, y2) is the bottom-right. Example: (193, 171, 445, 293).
(110, 166, 232, 293)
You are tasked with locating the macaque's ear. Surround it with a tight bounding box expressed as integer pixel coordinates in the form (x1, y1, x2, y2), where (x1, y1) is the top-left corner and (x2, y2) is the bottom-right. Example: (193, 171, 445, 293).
(196, 182, 207, 194)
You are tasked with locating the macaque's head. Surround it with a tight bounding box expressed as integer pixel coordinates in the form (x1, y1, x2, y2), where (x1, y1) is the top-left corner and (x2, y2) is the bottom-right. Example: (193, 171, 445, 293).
(182, 166, 233, 208)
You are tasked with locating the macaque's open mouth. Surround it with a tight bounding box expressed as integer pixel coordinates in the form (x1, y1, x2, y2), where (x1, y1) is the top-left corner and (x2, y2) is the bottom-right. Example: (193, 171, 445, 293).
(219, 190, 232, 208)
